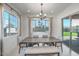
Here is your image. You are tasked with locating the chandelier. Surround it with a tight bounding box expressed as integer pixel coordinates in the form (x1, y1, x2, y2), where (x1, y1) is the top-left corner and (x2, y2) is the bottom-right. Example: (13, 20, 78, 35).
(39, 3, 47, 20)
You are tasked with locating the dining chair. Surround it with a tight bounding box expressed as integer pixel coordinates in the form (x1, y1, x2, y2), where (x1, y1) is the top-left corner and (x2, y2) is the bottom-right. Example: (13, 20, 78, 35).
(32, 35, 39, 47)
(42, 35, 48, 38)
(42, 35, 54, 46)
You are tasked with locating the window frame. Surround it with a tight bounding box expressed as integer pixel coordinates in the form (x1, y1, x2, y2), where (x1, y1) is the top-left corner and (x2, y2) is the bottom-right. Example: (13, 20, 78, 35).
(30, 17, 51, 37)
(3, 8, 19, 37)
(32, 18, 49, 32)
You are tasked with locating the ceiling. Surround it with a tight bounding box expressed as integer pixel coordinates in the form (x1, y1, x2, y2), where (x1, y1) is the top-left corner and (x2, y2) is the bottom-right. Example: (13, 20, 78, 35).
(8, 3, 71, 17)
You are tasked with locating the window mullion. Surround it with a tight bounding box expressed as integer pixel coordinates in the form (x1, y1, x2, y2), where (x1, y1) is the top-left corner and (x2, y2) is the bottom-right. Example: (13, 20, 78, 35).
(9, 14, 10, 35)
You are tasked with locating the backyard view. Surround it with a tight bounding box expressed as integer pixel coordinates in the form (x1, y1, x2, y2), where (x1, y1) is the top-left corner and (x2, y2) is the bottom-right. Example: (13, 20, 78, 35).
(63, 32, 77, 36)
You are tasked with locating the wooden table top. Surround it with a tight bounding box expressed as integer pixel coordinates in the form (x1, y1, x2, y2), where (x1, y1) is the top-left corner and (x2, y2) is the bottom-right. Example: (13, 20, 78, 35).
(20, 37, 62, 43)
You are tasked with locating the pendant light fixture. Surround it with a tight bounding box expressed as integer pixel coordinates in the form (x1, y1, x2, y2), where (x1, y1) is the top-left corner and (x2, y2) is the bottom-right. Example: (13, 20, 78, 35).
(39, 3, 47, 20)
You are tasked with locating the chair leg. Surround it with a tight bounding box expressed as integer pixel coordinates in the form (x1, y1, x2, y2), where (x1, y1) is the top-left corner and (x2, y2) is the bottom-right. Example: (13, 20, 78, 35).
(61, 43, 63, 52)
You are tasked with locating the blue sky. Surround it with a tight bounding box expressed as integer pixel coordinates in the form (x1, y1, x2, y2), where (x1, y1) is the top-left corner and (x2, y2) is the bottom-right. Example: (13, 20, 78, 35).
(3, 11, 17, 28)
(32, 18, 48, 27)
(63, 19, 79, 27)
(63, 19, 70, 27)
(3, 11, 9, 28)
(10, 15, 17, 28)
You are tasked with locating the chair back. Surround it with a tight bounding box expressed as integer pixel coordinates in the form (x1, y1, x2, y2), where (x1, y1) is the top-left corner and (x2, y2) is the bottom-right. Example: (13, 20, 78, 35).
(33, 35, 39, 38)
(42, 35, 48, 38)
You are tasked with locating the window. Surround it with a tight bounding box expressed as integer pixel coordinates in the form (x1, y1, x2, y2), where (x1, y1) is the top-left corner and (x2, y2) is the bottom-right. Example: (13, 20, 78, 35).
(3, 11, 10, 36)
(32, 18, 49, 32)
(10, 15, 18, 34)
(3, 10, 18, 36)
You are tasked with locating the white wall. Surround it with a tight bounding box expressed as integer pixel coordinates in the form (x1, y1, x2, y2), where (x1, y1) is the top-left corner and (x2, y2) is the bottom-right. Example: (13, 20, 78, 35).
(19, 15, 29, 42)
(52, 16, 62, 39)
(3, 35, 18, 56)
(52, 3, 79, 40)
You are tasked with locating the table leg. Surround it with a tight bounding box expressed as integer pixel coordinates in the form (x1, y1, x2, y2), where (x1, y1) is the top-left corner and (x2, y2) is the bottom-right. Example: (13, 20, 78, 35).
(19, 44, 21, 53)
(61, 43, 63, 52)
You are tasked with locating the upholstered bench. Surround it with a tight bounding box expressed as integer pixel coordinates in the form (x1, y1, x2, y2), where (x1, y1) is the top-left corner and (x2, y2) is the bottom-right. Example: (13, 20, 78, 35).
(25, 46, 60, 56)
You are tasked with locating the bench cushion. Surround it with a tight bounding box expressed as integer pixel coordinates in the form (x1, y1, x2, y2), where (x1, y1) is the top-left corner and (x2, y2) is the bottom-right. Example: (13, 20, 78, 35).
(25, 46, 59, 54)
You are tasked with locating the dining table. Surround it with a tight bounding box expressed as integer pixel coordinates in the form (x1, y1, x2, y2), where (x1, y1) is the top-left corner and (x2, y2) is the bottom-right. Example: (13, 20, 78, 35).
(19, 37, 63, 53)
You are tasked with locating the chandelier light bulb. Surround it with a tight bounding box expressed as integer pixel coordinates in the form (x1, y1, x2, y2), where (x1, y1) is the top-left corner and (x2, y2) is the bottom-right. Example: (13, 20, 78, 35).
(40, 13, 42, 15)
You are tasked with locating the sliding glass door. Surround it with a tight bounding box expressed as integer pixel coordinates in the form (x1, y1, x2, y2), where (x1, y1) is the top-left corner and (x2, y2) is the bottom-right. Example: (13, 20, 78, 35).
(71, 19, 79, 54)
(62, 16, 79, 55)
(62, 18, 71, 55)
(63, 18, 70, 46)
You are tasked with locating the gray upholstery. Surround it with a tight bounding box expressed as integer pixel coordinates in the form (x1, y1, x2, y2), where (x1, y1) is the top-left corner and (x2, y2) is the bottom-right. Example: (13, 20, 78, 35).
(42, 35, 48, 38)
(33, 35, 39, 38)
